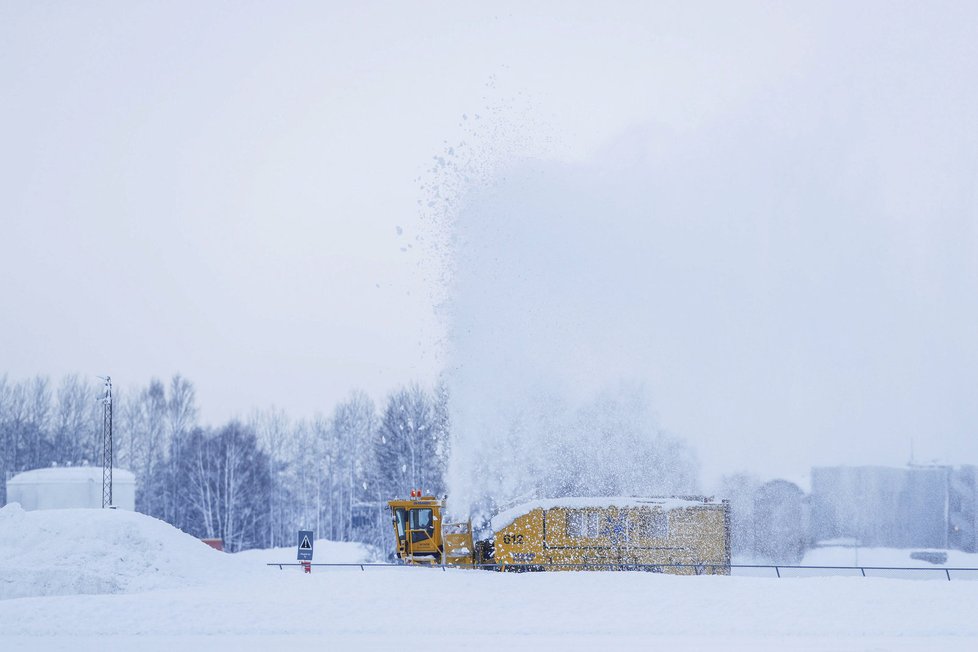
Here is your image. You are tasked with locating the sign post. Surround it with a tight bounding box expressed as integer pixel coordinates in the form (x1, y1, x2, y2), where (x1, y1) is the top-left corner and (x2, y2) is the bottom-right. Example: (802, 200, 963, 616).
(297, 529, 314, 573)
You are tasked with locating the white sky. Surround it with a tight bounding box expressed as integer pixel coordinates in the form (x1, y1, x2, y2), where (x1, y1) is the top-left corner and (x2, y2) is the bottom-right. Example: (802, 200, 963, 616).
(2, 2, 976, 485)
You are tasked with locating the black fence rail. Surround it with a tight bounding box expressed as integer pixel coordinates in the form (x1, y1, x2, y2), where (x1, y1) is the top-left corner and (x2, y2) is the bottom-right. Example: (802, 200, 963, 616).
(267, 561, 978, 580)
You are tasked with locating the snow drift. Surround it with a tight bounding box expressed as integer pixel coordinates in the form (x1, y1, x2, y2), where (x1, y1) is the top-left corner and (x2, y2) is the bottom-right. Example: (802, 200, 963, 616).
(0, 503, 244, 600)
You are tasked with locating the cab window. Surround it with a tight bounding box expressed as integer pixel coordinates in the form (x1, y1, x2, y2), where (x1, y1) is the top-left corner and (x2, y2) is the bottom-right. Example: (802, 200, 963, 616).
(410, 508, 434, 531)
(409, 508, 435, 543)
(394, 508, 407, 542)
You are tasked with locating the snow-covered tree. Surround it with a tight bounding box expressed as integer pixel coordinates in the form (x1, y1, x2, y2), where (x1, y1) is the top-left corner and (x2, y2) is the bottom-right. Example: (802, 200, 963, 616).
(373, 384, 447, 501)
(327, 390, 378, 541)
(54, 375, 99, 467)
(176, 421, 271, 551)
(251, 406, 293, 547)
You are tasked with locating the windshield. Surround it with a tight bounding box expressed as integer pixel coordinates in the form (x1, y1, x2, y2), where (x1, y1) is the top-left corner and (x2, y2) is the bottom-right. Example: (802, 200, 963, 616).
(410, 508, 433, 531)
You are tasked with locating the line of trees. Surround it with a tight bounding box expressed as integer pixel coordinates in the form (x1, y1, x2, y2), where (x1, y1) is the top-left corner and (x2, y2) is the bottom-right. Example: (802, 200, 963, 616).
(0, 374, 450, 554)
(2, 373, 700, 556)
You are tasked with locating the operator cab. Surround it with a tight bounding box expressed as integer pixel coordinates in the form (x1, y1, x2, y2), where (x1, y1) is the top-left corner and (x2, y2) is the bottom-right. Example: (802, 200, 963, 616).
(388, 491, 475, 566)
(388, 491, 442, 562)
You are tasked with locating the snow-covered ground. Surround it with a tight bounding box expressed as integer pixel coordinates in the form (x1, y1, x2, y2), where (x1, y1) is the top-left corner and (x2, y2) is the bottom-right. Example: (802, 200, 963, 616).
(731, 545, 978, 580)
(232, 538, 378, 565)
(3, 504, 978, 651)
(802, 545, 978, 568)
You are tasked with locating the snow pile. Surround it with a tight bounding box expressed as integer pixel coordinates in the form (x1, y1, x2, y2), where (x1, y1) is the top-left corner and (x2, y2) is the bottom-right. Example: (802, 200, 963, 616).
(234, 539, 379, 565)
(0, 503, 244, 600)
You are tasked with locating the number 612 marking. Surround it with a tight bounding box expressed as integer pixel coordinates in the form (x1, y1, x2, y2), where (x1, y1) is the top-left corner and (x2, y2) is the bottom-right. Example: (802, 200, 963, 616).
(502, 534, 525, 545)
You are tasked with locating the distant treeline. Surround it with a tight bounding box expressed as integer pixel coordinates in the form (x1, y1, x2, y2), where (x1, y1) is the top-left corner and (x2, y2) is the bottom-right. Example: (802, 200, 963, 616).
(0, 374, 448, 553)
(1, 373, 703, 556)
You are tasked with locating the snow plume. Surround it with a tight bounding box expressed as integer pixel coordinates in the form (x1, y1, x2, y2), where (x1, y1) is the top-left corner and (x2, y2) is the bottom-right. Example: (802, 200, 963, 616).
(438, 152, 702, 518)
(436, 27, 978, 501)
(445, 381, 699, 522)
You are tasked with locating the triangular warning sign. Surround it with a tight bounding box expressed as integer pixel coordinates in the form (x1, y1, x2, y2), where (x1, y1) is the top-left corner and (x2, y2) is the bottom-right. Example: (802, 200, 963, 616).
(300, 535, 312, 550)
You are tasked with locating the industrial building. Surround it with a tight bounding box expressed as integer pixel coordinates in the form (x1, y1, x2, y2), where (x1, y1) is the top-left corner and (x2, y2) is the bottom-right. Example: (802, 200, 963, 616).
(948, 465, 978, 553)
(809, 464, 977, 551)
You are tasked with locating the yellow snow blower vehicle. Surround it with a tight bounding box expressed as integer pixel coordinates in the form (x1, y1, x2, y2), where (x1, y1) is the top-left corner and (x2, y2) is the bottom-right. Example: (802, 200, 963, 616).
(388, 490, 481, 566)
(388, 491, 731, 573)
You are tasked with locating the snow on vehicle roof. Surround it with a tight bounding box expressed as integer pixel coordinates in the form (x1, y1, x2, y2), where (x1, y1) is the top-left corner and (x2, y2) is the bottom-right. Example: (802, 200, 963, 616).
(7, 466, 135, 485)
(490, 496, 721, 532)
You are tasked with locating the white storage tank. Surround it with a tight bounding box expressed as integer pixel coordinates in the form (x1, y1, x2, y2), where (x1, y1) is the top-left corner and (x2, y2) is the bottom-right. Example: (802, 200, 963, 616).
(5, 466, 136, 511)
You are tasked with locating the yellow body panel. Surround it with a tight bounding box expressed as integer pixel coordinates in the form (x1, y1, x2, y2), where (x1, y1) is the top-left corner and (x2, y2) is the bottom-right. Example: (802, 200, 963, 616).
(492, 500, 730, 574)
(442, 520, 476, 567)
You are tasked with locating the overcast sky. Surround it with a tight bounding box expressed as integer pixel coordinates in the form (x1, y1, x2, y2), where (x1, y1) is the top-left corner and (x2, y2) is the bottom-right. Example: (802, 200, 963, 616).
(2, 2, 976, 485)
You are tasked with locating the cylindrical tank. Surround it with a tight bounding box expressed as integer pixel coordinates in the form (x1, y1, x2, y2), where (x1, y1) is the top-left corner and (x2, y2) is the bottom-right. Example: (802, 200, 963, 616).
(5, 466, 136, 511)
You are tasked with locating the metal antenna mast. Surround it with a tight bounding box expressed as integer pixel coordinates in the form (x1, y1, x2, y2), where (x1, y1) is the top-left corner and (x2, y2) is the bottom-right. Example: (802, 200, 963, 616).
(99, 376, 113, 508)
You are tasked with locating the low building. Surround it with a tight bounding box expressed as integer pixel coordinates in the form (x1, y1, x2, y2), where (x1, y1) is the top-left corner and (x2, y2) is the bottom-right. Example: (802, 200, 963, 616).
(5, 466, 136, 511)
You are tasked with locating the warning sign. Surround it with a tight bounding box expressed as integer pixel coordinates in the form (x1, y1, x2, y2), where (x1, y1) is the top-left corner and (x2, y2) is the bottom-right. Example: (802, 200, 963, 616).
(297, 530, 314, 561)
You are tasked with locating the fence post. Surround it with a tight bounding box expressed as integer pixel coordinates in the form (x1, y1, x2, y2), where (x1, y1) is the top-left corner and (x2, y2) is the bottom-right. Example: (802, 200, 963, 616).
(775, 566, 780, 578)
(946, 569, 951, 581)
(861, 568, 866, 577)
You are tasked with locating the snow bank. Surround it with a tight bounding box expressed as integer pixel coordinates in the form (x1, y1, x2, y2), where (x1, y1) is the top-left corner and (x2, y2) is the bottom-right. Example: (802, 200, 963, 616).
(491, 496, 716, 531)
(0, 503, 245, 600)
(234, 539, 379, 565)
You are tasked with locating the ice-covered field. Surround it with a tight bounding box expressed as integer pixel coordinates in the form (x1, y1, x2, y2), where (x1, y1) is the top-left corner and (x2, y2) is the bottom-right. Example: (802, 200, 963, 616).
(2, 505, 978, 651)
